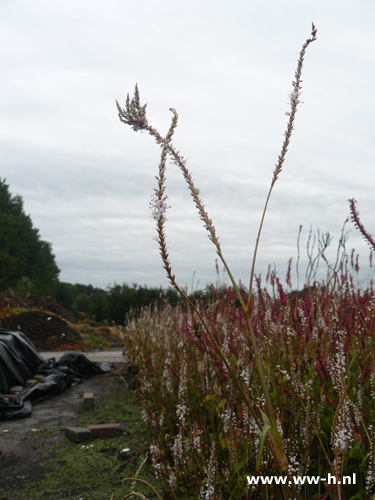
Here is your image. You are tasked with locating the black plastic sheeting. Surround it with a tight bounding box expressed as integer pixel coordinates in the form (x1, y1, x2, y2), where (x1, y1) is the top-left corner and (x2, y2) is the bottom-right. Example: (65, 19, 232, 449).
(0, 329, 116, 420)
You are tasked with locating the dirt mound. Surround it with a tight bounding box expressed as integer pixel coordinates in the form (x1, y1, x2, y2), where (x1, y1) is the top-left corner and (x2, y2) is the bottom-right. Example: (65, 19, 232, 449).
(0, 290, 124, 351)
(0, 290, 76, 323)
(0, 310, 81, 350)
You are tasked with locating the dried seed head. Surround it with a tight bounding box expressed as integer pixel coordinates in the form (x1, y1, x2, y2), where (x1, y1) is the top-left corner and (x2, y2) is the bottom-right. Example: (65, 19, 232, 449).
(116, 84, 149, 132)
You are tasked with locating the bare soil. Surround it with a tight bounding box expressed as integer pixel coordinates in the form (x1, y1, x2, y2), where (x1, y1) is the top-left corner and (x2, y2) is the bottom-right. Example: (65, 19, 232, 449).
(0, 310, 80, 350)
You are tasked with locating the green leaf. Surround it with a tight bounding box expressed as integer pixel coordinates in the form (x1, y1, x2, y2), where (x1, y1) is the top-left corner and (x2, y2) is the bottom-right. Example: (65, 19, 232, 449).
(256, 424, 271, 472)
(233, 460, 245, 474)
(360, 451, 371, 467)
(348, 442, 364, 459)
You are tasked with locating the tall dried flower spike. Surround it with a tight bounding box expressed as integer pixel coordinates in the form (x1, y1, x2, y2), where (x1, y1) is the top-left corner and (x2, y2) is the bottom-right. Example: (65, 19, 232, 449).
(272, 23, 317, 186)
(247, 23, 317, 313)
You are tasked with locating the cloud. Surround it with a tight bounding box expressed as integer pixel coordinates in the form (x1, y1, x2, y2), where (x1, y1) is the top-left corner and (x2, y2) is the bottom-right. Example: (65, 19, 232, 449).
(1, 0, 374, 292)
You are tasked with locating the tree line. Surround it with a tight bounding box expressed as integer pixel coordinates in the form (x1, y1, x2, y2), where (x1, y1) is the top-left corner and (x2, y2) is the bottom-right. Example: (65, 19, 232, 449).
(54, 281, 184, 324)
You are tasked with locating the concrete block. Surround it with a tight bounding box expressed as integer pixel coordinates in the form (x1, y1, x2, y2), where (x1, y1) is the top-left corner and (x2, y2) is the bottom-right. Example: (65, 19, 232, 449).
(86, 423, 122, 439)
(2, 394, 18, 400)
(65, 426, 93, 443)
(10, 386, 23, 395)
(25, 379, 37, 387)
(83, 392, 94, 410)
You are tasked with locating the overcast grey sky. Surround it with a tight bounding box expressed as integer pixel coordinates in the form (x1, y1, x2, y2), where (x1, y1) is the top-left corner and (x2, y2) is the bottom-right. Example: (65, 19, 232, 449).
(1, 1, 375, 293)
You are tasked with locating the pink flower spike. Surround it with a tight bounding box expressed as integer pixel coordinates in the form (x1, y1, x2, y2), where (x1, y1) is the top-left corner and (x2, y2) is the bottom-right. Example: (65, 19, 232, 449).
(349, 198, 375, 253)
(285, 257, 293, 287)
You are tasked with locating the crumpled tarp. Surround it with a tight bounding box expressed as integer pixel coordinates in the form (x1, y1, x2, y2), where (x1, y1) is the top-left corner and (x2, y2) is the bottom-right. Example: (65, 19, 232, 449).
(0, 329, 116, 420)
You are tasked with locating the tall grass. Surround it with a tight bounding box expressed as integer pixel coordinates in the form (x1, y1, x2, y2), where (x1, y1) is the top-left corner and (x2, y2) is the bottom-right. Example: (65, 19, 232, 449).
(116, 24, 375, 499)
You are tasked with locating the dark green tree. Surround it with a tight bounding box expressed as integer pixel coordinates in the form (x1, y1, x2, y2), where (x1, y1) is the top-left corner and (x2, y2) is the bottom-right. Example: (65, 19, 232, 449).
(0, 178, 60, 294)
